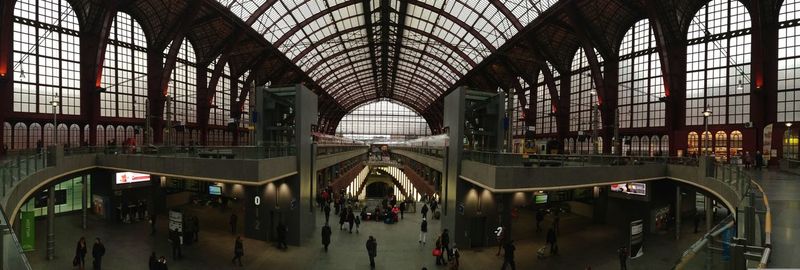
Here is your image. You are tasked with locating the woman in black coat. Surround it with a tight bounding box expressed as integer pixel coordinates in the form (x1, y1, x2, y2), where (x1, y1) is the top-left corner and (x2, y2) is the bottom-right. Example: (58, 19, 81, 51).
(321, 224, 332, 251)
(74, 237, 87, 270)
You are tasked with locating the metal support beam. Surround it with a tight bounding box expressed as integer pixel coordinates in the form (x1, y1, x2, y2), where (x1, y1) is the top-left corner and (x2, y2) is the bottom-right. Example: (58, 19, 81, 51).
(46, 185, 55, 260)
(158, 1, 202, 96)
(388, 0, 409, 98)
(362, 0, 381, 93)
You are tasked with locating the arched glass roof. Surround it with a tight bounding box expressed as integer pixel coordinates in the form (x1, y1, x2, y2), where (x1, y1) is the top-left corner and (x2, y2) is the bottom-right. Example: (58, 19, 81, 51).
(336, 99, 431, 139)
(216, 0, 558, 111)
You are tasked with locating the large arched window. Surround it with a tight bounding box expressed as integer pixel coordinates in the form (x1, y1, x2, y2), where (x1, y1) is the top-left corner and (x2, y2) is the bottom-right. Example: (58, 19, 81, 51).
(569, 48, 603, 132)
(101, 12, 148, 119)
(779, 0, 800, 122)
(13, 0, 81, 115)
(618, 19, 665, 128)
(686, 0, 751, 126)
(335, 99, 431, 140)
(164, 40, 198, 125)
(535, 63, 559, 135)
(208, 59, 231, 126)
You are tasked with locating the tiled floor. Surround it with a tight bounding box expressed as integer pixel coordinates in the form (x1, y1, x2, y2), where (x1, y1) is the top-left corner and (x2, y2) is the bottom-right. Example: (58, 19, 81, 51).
(747, 168, 800, 268)
(25, 198, 714, 270)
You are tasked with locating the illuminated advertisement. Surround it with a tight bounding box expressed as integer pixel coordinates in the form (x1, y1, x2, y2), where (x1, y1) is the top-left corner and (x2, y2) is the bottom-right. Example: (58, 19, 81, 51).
(610, 183, 647, 196)
(115, 172, 151, 185)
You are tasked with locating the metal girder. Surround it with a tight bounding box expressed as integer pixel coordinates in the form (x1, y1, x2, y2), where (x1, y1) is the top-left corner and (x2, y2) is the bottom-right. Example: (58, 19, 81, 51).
(405, 0, 496, 52)
(565, 3, 607, 106)
(93, 2, 119, 88)
(273, 0, 362, 46)
(540, 62, 561, 112)
(315, 44, 458, 89)
(379, 0, 390, 97)
(324, 61, 446, 100)
(500, 56, 535, 110)
(159, 1, 203, 96)
(489, 0, 523, 30)
(388, 0, 408, 99)
(362, 0, 381, 91)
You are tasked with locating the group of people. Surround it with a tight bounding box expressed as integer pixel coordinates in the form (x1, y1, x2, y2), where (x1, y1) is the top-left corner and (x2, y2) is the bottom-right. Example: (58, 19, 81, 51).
(740, 150, 765, 169)
(72, 237, 105, 270)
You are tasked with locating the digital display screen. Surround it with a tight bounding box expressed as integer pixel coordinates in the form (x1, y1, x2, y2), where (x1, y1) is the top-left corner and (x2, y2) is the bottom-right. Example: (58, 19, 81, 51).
(209, 186, 222, 196)
(534, 194, 548, 204)
(115, 172, 150, 185)
(610, 183, 647, 196)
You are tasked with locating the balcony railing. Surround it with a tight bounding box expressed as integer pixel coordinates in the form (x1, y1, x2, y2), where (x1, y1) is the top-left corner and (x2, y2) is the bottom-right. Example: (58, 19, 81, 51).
(462, 151, 699, 167)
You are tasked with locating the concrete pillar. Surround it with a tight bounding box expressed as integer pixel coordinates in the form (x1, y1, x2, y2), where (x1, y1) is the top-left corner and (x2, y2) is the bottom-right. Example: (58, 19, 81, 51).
(82, 175, 88, 230)
(675, 185, 681, 240)
(593, 187, 608, 224)
(705, 196, 713, 232)
(46, 185, 55, 260)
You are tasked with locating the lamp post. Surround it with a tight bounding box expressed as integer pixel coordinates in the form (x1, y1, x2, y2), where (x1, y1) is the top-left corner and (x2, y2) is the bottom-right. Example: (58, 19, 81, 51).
(787, 122, 794, 159)
(702, 109, 712, 156)
(49, 100, 59, 146)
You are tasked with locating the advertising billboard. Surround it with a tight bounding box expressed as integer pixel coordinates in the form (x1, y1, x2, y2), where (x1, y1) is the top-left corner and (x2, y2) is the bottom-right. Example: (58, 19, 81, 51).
(115, 172, 151, 185)
(610, 183, 647, 196)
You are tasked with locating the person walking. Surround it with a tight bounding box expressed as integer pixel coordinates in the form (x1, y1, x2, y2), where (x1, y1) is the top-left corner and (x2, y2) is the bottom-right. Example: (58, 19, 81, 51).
(617, 246, 628, 270)
(546, 228, 558, 255)
(399, 201, 406, 219)
(421, 203, 429, 219)
(323, 203, 331, 224)
(229, 213, 238, 235)
(450, 243, 460, 270)
(347, 209, 356, 233)
(192, 216, 199, 241)
(339, 208, 347, 230)
(366, 236, 377, 269)
(419, 218, 428, 245)
(169, 230, 182, 259)
(92, 238, 106, 270)
(232, 236, 244, 267)
(755, 151, 764, 170)
(435, 236, 446, 265)
(500, 240, 516, 270)
(441, 229, 452, 261)
(73, 237, 87, 270)
(322, 224, 332, 252)
(277, 222, 288, 250)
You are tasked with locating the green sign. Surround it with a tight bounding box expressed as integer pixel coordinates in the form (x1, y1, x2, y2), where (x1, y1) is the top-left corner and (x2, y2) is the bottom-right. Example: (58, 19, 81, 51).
(21, 211, 35, 251)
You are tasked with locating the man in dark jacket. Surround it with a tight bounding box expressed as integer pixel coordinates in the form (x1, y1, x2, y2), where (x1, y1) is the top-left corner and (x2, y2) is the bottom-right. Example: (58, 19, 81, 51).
(366, 236, 377, 268)
(169, 230, 182, 259)
(501, 240, 516, 270)
(148, 252, 158, 270)
(92, 238, 106, 270)
(546, 228, 558, 255)
(421, 204, 429, 219)
(277, 222, 288, 250)
(441, 229, 451, 261)
(399, 202, 406, 219)
(232, 236, 244, 266)
(322, 224, 332, 251)
(419, 218, 428, 245)
(324, 203, 331, 224)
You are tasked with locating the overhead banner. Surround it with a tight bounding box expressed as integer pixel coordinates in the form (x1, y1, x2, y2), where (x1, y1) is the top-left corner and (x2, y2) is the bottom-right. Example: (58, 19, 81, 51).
(630, 219, 644, 259)
(21, 211, 35, 251)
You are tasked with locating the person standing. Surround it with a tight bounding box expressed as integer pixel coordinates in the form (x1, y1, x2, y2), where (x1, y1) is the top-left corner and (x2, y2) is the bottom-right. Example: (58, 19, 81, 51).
(421, 204, 429, 219)
(148, 252, 158, 270)
(617, 246, 628, 270)
(347, 209, 356, 233)
(92, 238, 106, 270)
(535, 210, 544, 232)
(150, 213, 157, 236)
(192, 216, 199, 241)
(229, 213, 237, 235)
(501, 240, 516, 270)
(399, 201, 406, 220)
(322, 224, 332, 252)
(323, 203, 331, 224)
(277, 222, 288, 250)
(366, 236, 377, 269)
(755, 151, 764, 170)
(339, 208, 347, 230)
(169, 230, 182, 259)
(546, 228, 558, 255)
(231, 236, 244, 267)
(74, 237, 87, 270)
(419, 218, 428, 245)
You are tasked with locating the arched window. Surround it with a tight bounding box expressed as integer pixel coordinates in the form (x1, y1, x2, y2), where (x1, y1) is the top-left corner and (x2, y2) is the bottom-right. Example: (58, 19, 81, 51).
(96, 126, 105, 146)
(570, 48, 603, 132)
(69, 124, 80, 147)
(714, 131, 728, 159)
(687, 0, 751, 126)
(701, 131, 713, 155)
(730, 130, 743, 157)
(336, 99, 431, 140)
(688, 132, 699, 155)
(618, 19, 665, 128)
(29, 124, 41, 146)
(535, 63, 559, 135)
(631, 136, 641, 156)
(3, 123, 12, 149)
(13, 123, 27, 149)
(56, 124, 67, 145)
(13, 0, 81, 115)
(779, 0, 800, 122)
(164, 39, 197, 125)
(641, 136, 650, 156)
(101, 12, 148, 119)
(208, 59, 232, 127)
(43, 124, 54, 146)
(661, 135, 669, 155)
